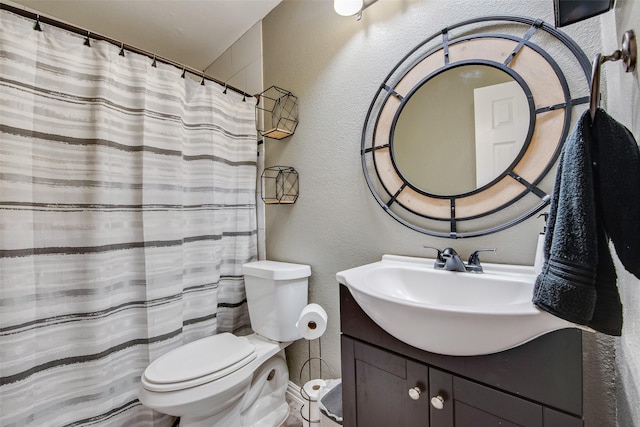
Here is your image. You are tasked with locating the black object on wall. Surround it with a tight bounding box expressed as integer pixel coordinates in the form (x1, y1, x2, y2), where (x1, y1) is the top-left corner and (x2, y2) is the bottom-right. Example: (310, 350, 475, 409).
(554, 0, 615, 27)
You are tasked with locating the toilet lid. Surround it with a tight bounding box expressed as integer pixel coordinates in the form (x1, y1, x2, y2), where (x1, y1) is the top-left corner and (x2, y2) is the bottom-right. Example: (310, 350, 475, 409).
(142, 333, 256, 392)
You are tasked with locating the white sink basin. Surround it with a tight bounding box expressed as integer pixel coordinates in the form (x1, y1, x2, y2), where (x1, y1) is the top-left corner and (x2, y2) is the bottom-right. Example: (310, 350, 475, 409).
(337, 254, 583, 356)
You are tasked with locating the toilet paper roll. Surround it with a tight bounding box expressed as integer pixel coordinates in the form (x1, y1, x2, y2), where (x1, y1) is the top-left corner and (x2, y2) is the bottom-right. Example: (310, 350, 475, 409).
(302, 379, 326, 426)
(296, 303, 328, 340)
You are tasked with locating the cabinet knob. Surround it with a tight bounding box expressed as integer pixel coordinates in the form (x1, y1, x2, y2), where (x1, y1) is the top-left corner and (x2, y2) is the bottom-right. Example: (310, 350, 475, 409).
(408, 386, 422, 400)
(430, 395, 445, 410)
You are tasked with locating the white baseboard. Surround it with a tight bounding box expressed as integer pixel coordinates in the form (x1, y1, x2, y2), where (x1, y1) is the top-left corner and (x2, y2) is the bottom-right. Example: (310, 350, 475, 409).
(286, 381, 305, 405)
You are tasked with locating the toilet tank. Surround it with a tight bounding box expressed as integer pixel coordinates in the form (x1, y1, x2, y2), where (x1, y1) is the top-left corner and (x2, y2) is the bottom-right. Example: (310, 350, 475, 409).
(243, 260, 311, 342)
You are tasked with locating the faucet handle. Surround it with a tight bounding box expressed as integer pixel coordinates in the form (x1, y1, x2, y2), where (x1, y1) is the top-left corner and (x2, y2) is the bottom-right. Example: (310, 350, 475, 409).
(468, 248, 496, 266)
(423, 246, 445, 269)
(423, 246, 444, 261)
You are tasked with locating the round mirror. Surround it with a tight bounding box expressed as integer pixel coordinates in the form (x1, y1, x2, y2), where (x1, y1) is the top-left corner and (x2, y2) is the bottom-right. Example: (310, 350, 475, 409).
(361, 16, 592, 238)
(392, 64, 531, 195)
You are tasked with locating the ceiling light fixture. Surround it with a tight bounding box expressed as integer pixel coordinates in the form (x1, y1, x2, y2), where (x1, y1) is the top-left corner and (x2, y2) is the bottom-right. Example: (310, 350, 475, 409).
(334, 0, 379, 20)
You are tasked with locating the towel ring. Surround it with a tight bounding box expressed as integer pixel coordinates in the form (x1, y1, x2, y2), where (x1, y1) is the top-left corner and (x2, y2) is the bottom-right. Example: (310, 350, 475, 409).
(590, 30, 637, 121)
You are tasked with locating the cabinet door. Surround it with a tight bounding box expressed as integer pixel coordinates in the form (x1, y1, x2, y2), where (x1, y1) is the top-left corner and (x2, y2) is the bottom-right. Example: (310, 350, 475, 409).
(428, 368, 582, 427)
(342, 336, 583, 427)
(430, 367, 543, 427)
(454, 375, 544, 427)
(350, 339, 430, 426)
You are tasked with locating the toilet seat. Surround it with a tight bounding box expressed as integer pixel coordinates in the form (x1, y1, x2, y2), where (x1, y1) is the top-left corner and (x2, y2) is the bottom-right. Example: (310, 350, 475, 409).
(142, 333, 256, 392)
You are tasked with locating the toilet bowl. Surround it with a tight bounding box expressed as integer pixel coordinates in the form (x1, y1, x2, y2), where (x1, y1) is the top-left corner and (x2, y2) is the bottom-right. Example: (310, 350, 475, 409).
(138, 260, 311, 427)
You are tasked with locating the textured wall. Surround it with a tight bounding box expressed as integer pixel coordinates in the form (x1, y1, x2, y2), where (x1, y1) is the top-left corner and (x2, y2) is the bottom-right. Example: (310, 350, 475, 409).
(262, 1, 616, 425)
(603, 1, 640, 426)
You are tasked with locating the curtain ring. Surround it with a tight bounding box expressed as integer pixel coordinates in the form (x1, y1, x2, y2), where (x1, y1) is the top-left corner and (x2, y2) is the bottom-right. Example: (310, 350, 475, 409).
(34, 15, 42, 31)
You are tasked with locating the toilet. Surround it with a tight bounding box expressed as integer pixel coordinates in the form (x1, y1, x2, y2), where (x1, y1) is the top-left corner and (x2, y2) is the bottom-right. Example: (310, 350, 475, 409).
(138, 260, 311, 427)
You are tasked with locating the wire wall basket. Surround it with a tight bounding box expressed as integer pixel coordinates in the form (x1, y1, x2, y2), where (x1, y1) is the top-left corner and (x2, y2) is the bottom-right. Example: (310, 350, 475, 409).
(261, 166, 299, 204)
(255, 86, 299, 140)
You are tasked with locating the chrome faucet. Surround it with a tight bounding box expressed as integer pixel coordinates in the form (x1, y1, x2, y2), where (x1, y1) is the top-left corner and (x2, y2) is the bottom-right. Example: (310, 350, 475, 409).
(424, 246, 496, 273)
(441, 247, 467, 272)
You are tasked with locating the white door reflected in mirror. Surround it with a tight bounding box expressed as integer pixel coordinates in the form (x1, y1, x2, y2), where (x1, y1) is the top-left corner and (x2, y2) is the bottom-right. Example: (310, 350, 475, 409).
(474, 81, 531, 188)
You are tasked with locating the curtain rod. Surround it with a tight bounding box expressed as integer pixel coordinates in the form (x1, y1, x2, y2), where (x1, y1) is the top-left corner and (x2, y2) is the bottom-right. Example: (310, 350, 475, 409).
(0, 2, 253, 99)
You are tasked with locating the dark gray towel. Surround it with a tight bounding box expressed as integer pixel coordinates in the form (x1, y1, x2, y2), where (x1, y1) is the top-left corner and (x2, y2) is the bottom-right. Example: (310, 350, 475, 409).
(533, 111, 600, 327)
(533, 109, 629, 336)
(592, 108, 640, 279)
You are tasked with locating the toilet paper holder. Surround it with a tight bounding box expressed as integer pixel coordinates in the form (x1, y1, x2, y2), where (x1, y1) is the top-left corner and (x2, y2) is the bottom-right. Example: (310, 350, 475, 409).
(299, 340, 333, 426)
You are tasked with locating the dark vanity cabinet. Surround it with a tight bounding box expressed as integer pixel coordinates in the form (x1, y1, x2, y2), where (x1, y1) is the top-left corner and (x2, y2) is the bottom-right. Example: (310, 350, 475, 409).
(340, 285, 584, 427)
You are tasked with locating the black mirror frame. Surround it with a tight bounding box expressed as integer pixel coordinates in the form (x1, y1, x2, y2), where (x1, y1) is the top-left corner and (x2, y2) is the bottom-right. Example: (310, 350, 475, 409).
(361, 16, 592, 238)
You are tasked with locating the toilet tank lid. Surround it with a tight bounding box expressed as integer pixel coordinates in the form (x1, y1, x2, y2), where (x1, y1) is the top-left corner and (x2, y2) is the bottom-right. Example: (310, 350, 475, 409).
(243, 260, 311, 280)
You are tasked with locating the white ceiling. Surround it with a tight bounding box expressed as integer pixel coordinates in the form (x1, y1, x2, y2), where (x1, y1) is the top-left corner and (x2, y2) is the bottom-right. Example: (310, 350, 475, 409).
(7, 0, 282, 71)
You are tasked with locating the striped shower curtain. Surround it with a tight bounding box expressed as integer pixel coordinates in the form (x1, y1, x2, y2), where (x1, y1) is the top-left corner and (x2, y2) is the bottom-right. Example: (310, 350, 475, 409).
(0, 9, 257, 427)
